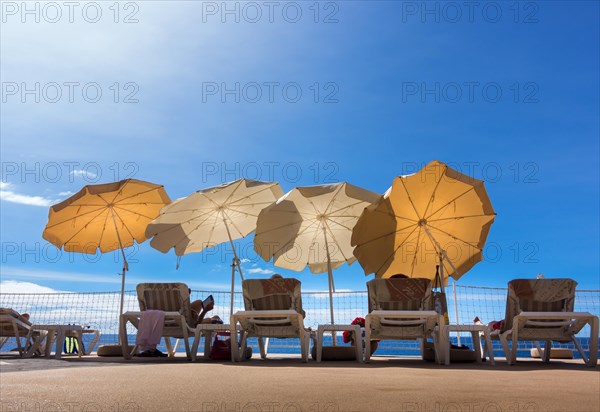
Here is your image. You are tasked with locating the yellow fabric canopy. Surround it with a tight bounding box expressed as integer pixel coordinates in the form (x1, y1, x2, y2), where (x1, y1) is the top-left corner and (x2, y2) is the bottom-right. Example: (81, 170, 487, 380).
(43, 179, 171, 254)
(351, 160, 495, 281)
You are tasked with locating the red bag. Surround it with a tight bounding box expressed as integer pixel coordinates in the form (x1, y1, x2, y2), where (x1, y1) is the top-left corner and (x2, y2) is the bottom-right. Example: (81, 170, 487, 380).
(209, 332, 231, 360)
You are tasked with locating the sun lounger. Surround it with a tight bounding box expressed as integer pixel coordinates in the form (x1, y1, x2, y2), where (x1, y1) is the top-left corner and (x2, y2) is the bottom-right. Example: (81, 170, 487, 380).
(364, 278, 449, 365)
(230, 278, 311, 362)
(494, 278, 598, 366)
(119, 283, 196, 360)
(0, 308, 34, 356)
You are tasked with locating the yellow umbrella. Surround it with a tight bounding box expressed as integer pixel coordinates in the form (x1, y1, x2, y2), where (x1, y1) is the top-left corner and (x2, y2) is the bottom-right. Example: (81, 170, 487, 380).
(254, 182, 381, 326)
(351, 160, 496, 281)
(42, 178, 171, 315)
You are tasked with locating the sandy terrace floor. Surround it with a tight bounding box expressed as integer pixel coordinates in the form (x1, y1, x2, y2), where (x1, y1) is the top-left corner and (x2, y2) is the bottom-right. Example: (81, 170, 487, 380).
(0, 355, 598, 412)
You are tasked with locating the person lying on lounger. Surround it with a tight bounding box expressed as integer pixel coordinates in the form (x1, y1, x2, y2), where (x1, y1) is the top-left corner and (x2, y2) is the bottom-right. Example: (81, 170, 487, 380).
(191, 292, 223, 325)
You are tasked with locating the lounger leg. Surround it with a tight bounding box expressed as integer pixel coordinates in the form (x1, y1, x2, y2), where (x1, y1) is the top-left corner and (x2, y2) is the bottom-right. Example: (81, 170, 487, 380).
(588, 317, 598, 367)
(85, 331, 100, 355)
(203, 331, 213, 357)
(258, 337, 267, 359)
(354, 326, 363, 363)
(191, 328, 201, 361)
(316, 326, 324, 362)
(572, 337, 588, 365)
(229, 315, 239, 362)
(510, 328, 519, 365)
(483, 329, 495, 366)
(301, 333, 309, 363)
(472, 331, 482, 363)
(181, 329, 191, 360)
(364, 319, 372, 363)
(165, 338, 174, 357)
(239, 332, 248, 362)
(543, 340, 551, 363)
(11, 323, 23, 356)
(499, 332, 512, 365)
(54, 328, 65, 360)
(76, 330, 84, 358)
(120, 315, 132, 360)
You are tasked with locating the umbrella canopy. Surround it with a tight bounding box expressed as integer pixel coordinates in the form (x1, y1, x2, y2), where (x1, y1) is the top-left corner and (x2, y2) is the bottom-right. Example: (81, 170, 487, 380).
(351, 160, 496, 281)
(145, 178, 284, 315)
(254, 182, 381, 325)
(42, 178, 171, 315)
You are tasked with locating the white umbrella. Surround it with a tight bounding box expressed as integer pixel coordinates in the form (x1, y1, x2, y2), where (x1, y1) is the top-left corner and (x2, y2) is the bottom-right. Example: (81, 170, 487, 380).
(254, 182, 380, 327)
(146, 178, 284, 315)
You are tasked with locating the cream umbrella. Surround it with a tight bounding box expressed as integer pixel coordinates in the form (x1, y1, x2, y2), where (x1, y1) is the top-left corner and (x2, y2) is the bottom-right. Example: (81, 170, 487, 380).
(145, 178, 284, 315)
(42, 179, 171, 317)
(254, 182, 381, 327)
(351, 160, 496, 282)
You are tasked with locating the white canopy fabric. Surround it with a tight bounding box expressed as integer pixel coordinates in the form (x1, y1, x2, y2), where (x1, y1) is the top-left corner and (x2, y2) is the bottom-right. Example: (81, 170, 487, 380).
(254, 182, 381, 324)
(145, 178, 284, 315)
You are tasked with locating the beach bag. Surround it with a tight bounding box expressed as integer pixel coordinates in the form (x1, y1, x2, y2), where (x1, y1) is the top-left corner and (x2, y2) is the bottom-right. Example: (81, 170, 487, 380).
(209, 332, 231, 360)
(63, 336, 83, 354)
(432, 265, 450, 325)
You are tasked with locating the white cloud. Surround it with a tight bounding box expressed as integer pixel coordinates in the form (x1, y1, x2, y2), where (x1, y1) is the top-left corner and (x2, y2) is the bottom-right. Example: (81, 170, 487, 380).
(70, 169, 97, 179)
(247, 267, 275, 275)
(58, 191, 74, 196)
(0, 280, 67, 294)
(0, 182, 54, 207)
(240, 258, 251, 263)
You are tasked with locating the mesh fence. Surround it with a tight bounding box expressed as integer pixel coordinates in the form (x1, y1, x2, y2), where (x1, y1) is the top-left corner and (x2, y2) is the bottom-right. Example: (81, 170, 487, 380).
(1, 285, 598, 358)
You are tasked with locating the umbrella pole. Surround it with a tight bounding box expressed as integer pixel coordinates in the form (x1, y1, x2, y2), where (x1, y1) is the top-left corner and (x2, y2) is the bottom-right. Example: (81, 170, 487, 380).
(424, 226, 463, 344)
(109, 208, 129, 316)
(110, 208, 129, 346)
(223, 218, 243, 317)
(322, 226, 337, 345)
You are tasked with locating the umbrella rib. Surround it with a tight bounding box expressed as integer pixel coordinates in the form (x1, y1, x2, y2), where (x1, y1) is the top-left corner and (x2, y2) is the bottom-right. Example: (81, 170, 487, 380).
(428, 213, 493, 223)
(112, 205, 162, 221)
(44, 206, 109, 229)
(111, 207, 137, 245)
(373, 225, 419, 275)
(228, 183, 279, 206)
(425, 186, 478, 220)
(183, 212, 224, 247)
(326, 200, 372, 217)
(53, 208, 108, 248)
(326, 217, 357, 232)
(113, 186, 165, 205)
(399, 178, 423, 220)
(322, 184, 345, 216)
(95, 210, 111, 251)
(421, 163, 446, 218)
(323, 220, 351, 263)
(254, 218, 305, 236)
(219, 179, 245, 207)
(265, 219, 320, 259)
(408, 226, 424, 276)
(307, 219, 325, 265)
(355, 221, 417, 247)
(221, 209, 247, 238)
(426, 223, 482, 250)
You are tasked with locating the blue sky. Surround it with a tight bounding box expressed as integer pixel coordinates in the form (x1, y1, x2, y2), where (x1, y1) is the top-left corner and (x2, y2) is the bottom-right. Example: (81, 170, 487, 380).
(1, 1, 598, 294)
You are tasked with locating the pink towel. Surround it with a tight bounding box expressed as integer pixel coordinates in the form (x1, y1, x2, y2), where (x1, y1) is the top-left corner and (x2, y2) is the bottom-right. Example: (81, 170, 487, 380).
(136, 310, 165, 349)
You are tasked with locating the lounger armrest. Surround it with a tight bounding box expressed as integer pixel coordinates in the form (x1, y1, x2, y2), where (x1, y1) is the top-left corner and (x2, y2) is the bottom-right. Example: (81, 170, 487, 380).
(368, 310, 440, 318)
(233, 310, 300, 318)
(516, 311, 595, 319)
